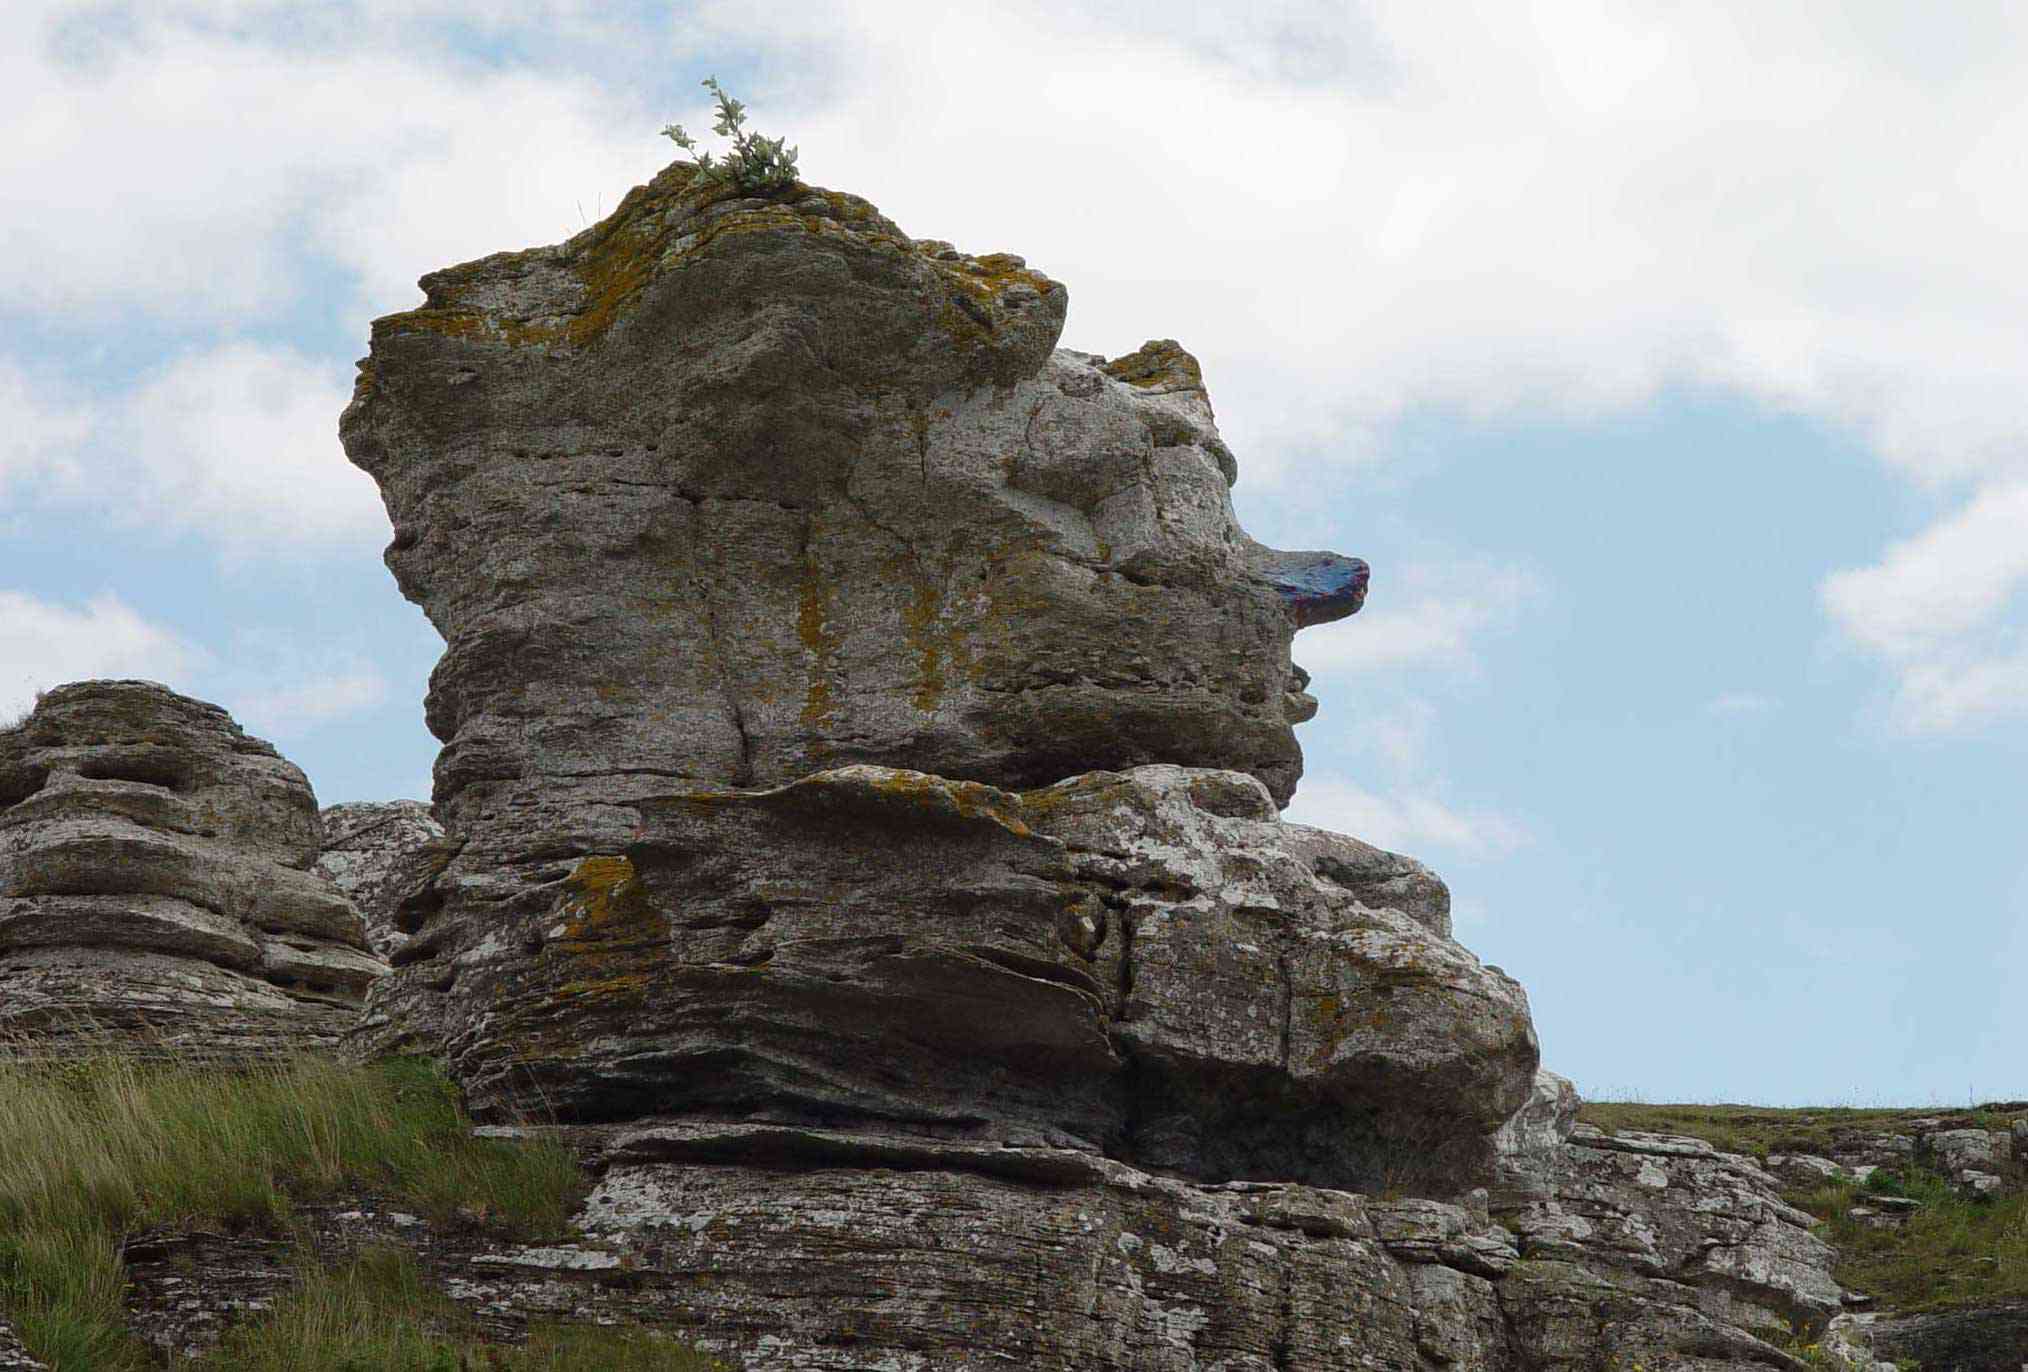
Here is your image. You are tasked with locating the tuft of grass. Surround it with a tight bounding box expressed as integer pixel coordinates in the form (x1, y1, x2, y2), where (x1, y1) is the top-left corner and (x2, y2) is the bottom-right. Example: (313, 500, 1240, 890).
(173, 1246, 734, 1370)
(0, 1047, 590, 1368)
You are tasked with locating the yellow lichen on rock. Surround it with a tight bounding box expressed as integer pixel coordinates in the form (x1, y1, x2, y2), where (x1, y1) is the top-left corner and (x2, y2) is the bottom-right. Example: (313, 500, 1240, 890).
(556, 855, 665, 949)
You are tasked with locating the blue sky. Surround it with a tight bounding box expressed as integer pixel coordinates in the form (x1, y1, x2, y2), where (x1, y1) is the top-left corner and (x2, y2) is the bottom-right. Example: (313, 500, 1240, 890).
(4, 1, 2024, 1106)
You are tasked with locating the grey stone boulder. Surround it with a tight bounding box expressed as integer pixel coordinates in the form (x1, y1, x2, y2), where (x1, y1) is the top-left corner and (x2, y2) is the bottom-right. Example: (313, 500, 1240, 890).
(358, 763, 1538, 1194)
(315, 799, 445, 956)
(339, 160, 1365, 863)
(0, 680, 384, 1059)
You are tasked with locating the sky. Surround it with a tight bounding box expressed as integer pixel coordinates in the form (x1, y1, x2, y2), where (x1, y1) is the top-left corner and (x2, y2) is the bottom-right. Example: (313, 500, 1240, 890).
(3, 0, 2024, 1107)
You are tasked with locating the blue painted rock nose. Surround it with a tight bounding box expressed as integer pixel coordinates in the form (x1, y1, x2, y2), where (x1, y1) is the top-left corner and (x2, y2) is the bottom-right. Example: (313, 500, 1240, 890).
(1259, 552, 1369, 629)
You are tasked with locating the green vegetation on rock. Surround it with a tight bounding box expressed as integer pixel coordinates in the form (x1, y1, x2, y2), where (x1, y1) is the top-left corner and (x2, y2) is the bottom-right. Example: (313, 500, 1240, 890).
(1578, 1098, 2024, 1161)
(0, 1046, 722, 1368)
(661, 77, 799, 195)
(1791, 1169, 2028, 1314)
(174, 1246, 728, 1370)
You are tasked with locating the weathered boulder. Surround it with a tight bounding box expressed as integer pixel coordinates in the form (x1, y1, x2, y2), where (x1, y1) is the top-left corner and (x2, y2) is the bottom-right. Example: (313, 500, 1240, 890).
(361, 763, 1537, 1193)
(315, 799, 445, 956)
(0, 680, 384, 1058)
(339, 160, 1364, 862)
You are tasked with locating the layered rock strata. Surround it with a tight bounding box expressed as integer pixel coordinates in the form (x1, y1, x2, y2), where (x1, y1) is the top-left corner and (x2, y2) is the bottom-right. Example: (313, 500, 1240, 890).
(0, 681, 383, 1058)
(362, 764, 1537, 1192)
(110, 1117, 1844, 1372)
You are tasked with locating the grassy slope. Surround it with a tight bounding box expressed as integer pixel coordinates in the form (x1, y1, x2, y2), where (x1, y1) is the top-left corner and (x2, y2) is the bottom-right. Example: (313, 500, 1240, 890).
(0, 1050, 730, 1370)
(1581, 1100, 2028, 1314)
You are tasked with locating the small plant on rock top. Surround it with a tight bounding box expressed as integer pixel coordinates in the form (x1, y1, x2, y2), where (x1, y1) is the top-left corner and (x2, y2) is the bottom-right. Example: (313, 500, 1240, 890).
(661, 77, 800, 195)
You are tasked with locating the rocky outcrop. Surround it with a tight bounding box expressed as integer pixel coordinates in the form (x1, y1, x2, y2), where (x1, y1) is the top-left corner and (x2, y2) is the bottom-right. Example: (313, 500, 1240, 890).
(1482, 1071, 1859, 1364)
(1858, 1305, 2028, 1370)
(0, 681, 384, 1058)
(327, 160, 1841, 1368)
(360, 763, 1537, 1193)
(1499, 1122, 1841, 1343)
(316, 799, 445, 956)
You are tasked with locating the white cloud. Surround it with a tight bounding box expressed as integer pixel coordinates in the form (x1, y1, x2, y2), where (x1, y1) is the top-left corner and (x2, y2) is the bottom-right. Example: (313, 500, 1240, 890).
(228, 669, 388, 740)
(0, 591, 209, 720)
(1822, 481, 2028, 731)
(1, 4, 670, 325)
(1284, 773, 1529, 861)
(1296, 560, 1541, 678)
(0, 361, 90, 493)
(0, 342, 387, 558)
(111, 344, 386, 556)
(1705, 691, 1778, 717)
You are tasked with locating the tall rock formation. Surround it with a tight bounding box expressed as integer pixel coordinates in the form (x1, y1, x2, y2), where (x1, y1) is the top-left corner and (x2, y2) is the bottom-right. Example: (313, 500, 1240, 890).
(330, 162, 1836, 1366)
(0, 681, 384, 1058)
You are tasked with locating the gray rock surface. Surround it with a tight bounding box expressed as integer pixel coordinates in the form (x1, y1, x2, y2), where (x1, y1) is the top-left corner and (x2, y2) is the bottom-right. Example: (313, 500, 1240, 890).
(110, 1123, 1828, 1372)
(0, 680, 384, 1058)
(1510, 1123, 1842, 1329)
(359, 762, 1538, 1193)
(315, 799, 445, 956)
(1861, 1304, 2028, 1370)
(339, 160, 1363, 852)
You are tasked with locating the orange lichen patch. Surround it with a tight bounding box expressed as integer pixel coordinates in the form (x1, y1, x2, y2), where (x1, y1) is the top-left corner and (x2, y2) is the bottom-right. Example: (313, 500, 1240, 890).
(552, 973, 652, 1008)
(370, 167, 909, 354)
(554, 855, 667, 951)
(899, 564, 972, 715)
(1101, 339, 1205, 391)
(916, 247, 1061, 372)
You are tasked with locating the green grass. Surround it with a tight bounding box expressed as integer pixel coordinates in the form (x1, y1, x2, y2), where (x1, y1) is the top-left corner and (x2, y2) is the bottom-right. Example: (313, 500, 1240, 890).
(171, 1246, 731, 1370)
(0, 1047, 725, 1368)
(1787, 1169, 2028, 1314)
(1577, 1099, 2026, 1161)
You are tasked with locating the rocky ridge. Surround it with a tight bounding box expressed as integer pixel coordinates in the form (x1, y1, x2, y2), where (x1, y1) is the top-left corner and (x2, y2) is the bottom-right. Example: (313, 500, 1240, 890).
(0, 681, 384, 1059)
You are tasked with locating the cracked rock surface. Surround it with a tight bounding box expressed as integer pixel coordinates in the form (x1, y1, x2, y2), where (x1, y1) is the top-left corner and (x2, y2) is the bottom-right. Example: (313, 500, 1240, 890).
(0, 680, 384, 1059)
